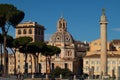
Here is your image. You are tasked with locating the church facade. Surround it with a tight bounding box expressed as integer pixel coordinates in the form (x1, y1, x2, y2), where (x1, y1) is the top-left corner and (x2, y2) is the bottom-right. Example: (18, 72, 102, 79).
(40, 16, 85, 74)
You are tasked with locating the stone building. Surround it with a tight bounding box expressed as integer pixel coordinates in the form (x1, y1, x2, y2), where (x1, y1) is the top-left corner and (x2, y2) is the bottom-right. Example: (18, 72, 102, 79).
(7, 21, 45, 74)
(16, 21, 45, 42)
(83, 39, 120, 77)
(40, 16, 87, 74)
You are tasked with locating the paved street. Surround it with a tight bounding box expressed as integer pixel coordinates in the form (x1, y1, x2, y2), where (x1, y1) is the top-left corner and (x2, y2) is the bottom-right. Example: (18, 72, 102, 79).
(0, 77, 17, 80)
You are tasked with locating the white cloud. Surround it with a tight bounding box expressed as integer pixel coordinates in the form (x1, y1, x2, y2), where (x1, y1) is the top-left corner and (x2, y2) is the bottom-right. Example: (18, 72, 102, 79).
(45, 34, 52, 41)
(112, 28, 120, 31)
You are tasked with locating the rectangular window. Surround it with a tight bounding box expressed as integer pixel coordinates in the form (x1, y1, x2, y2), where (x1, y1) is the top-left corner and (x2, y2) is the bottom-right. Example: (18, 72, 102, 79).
(65, 63, 68, 69)
(18, 60, 20, 62)
(108, 61, 111, 64)
(10, 69, 11, 72)
(18, 65, 20, 69)
(91, 61, 94, 64)
(29, 65, 32, 69)
(52, 63, 54, 71)
(112, 61, 116, 64)
(96, 61, 100, 64)
(38, 63, 42, 73)
(96, 66, 99, 71)
(107, 67, 110, 72)
(94, 43, 97, 45)
(18, 54, 20, 57)
(86, 61, 88, 64)
(29, 59, 31, 62)
(113, 67, 116, 70)
(23, 65, 25, 69)
(86, 66, 89, 71)
(56, 54, 60, 58)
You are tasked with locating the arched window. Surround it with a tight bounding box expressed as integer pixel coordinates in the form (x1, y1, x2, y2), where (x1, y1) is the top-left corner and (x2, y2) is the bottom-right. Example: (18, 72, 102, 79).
(56, 54, 60, 58)
(65, 63, 68, 69)
(23, 29, 27, 34)
(38, 63, 42, 73)
(68, 50, 72, 56)
(29, 29, 32, 34)
(18, 29, 21, 34)
(52, 63, 54, 71)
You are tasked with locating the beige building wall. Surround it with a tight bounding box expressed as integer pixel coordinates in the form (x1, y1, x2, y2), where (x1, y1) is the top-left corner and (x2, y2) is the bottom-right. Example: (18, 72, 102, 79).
(83, 53, 120, 77)
(16, 21, 45, 42)
(8, 54, 15, 74)
(89, 39, 101, 52)
(89, 39, 110, 52)
(84, 38, 120, 77)
(8, 52, 36, 74)
(7, 21, 45, 74)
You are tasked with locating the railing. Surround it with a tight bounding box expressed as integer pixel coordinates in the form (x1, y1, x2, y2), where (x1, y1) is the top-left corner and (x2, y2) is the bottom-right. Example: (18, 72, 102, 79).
(0, 75, 119, 80)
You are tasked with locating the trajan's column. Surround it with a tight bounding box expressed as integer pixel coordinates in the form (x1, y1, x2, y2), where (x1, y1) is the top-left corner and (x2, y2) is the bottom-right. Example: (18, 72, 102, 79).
(100, 9, 108, 76)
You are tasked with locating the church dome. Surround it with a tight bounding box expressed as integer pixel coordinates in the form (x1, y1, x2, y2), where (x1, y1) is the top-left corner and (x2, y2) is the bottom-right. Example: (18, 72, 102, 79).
(49, 17, 74, 43)
(50, 31, 74, 43)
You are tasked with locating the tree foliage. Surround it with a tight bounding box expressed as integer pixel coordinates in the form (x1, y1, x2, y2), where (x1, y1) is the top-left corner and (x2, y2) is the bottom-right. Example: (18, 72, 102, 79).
(6, 35, 13, 48)
(0, 34, 13, 48)
(51, 67, 61, 77)
(13, 36, 32, 74)
(27, 41, 46, 73)
(41, 45, 61, 73)
(15, 36, 33, 47)
(51, 67, 72, 78)
(27, 41, 46, 54)
(0, 4, 24, 75)
(42, 45, 61, 57)
(0, 4, 24, 27)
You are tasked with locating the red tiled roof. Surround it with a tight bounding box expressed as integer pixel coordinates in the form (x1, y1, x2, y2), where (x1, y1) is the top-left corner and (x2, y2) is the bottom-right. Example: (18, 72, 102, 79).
(111, 40, 120, 44)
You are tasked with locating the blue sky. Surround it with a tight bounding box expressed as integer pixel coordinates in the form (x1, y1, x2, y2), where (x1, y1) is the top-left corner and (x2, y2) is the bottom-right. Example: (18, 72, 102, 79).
(0, 0, 120, 42)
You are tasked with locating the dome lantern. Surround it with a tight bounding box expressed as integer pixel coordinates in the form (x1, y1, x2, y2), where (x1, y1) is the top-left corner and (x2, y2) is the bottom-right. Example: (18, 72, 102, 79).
(57, 17, 67, 32)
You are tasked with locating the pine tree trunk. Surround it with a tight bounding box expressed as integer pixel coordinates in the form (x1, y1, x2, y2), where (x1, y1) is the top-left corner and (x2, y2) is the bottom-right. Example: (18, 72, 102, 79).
(36, 55, 38, 73)
(3, 33, 8, 77)
(46, 56, 47, 74)
(48, 56, 51, 73)
(34, 55, 37, 73)
(0, 43, 3, 74)
(10, 48, 17, 76)
(13, 49, 16, 75)
(25, 54, 28, 74)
